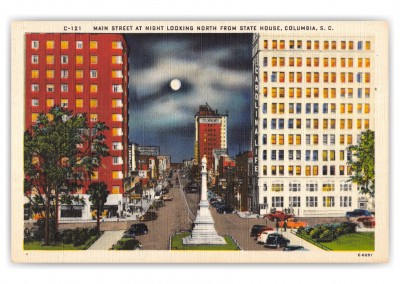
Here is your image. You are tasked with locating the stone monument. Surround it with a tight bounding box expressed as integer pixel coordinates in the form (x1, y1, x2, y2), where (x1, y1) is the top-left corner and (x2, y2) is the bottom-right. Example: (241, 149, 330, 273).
(183, 156, 226, 245)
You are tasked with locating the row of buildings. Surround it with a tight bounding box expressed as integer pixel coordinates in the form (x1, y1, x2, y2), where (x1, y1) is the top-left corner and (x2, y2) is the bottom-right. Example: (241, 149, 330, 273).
(25, 32, 376, 221)
(193, 36, 375, 217)
(24, 34, 170, 220)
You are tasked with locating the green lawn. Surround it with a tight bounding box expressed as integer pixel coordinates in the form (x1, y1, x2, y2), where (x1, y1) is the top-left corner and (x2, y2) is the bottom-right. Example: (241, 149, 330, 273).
(171, 232, 240, 250)
(24, 235, 100, 251)
(321, 232, 375, 251)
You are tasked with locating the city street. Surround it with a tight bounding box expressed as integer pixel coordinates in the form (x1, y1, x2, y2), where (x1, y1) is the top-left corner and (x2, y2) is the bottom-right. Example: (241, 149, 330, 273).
(64, 171, 342, 251)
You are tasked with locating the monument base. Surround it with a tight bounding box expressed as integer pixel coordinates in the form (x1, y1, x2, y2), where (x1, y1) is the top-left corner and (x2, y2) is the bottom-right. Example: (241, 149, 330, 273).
(182, 203, 227, 245)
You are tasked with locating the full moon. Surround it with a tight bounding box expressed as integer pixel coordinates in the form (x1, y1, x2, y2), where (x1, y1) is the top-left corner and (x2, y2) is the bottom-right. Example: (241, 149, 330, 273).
(170, 79, 182, 91)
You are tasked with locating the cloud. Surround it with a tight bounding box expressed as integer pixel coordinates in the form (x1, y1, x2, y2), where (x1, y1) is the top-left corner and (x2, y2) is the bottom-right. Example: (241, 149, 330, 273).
(126, 34, 252, 162)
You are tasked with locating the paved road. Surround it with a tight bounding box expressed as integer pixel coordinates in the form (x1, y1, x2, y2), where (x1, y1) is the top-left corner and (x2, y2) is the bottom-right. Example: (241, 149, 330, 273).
(133, 173, 192, 250)
(88, 230, 125, 250)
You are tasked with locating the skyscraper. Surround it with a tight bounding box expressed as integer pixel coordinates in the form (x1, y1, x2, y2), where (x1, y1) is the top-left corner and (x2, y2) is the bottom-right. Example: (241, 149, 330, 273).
(25, 34, 129, 219)
(194, 104, 228, 171)
(252, 34, 374, 217)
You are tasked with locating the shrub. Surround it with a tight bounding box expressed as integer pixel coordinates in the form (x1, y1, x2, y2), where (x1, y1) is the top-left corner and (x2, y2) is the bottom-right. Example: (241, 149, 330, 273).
(318, 229, 335, 242)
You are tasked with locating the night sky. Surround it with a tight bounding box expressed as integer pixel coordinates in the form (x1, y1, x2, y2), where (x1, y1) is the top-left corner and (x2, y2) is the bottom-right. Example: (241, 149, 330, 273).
(126, 34, 252, 163)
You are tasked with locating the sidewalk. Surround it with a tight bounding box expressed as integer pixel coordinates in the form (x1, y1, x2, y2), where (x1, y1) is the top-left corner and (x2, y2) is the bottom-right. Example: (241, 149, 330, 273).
(279, 229, 324, 251)
(87, 230, 125, 250)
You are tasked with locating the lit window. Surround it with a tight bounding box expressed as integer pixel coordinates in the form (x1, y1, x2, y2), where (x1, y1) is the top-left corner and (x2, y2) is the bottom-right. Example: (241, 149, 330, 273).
(90, 85, 98, 93)
(46, 40, 54, 49)
(76, 70, 83, 79)
(90, 99, 98, 108)
(323, 196, 335, 207)
(112, 41, 123, 49)
(61, 99, 68, 108)
(31, 113, 39, 122)
(90, 56, 98, 64)
(31, 70, 39, 79)
(76, 99, 83, 108)
(76, 84, 83, 93)
(112, 99, 123, 108)
(112, 70, 123, 78)
(366, 41, 371, 50)
(46, 70, 54, 79)
(90, 41, 98, 49)
(76, 55, 83, 64)
(46, 99, 54, 107)
(90, 114, 98, 122)
(45, 55, 54, 65)
(296, 166, 301, 176)
(61, 41, 68, 49)
(112, 56, 123, 64)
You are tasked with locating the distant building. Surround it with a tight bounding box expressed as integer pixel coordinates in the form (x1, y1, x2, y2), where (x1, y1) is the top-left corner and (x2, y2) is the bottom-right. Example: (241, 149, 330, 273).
(194, 103, 228, 170)
(128, 142, 140, 173)
(138, 146, 160, 157)
(157, 155, 171, 175)
(212, 148, 228, 173)
(235, 151, 252, 212)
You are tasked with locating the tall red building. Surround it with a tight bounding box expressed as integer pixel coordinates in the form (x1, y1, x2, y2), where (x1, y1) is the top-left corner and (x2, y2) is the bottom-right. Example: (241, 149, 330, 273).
(194, 104, 228, 171)
(25, 34, 129, 219)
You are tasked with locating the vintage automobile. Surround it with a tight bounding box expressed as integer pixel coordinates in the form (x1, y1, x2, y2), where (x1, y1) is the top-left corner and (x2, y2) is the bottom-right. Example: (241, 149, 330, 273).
(129, 223, 149, 235)
(283, 245, 308, 251)
(265, 210, 294, 221)
(346, 209, 373, 222)
(256, 228, 274, 244)
(356, 216, 376, 228)
(216, 205, 235, 214)
(264, 233, 290, 249)
(161, 194, 173, 201)
(278, 218, 308, 229)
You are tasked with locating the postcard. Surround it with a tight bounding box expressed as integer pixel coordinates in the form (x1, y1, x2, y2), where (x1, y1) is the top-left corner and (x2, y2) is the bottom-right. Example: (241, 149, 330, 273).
(11, 21, 388, 263)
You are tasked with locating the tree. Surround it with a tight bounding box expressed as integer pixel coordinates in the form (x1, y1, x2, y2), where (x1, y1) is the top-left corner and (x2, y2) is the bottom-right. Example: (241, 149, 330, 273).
(87, 182, 109, 234)
(24, 106, 109, 245)
(347, 130, 375, 198)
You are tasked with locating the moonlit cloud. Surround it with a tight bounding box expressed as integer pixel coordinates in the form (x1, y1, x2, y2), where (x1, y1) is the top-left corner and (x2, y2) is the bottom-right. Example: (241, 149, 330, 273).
(126, 34, 252, 162)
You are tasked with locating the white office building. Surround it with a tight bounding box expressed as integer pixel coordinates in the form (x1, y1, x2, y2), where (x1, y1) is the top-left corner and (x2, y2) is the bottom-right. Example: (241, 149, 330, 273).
(252, 34, 375, 217)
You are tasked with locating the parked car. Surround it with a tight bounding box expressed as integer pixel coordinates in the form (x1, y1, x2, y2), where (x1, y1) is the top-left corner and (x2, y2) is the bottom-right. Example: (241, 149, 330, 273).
(123, 228, 136, 238)
(279, 218, 308, 229)
(346, 209, 373, 221)
(252, 226, 275, 239)
(356, 216, 376, 228)
(256, 228, 274, 244)
(112, 239, 142, 250)
(250, 225, 265, 237)
(129, 223, 149, 235)
(211, 201, 225, 208)
(264, 233, 290, 249)
(265, 210, 294, 221)
(162, 194, 173, 201)
(216, 205, 235, 214)
(283, 245, 308, 251)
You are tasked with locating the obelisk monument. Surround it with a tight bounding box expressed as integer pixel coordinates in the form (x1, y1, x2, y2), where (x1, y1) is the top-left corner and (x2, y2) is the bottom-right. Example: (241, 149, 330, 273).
(183, 156, 226, 245)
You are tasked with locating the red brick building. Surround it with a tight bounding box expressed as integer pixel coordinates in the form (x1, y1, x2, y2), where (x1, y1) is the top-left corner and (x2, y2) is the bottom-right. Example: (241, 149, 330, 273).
(25, 34, 129, 219)
(194, 104, 228, 171)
